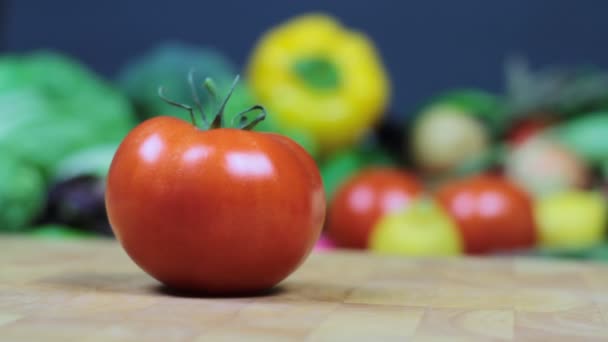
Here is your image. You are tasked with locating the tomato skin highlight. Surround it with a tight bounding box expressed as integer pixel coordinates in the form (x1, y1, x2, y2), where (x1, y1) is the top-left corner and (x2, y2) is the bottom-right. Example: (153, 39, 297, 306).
(327, 168, 423, 249)
(436, 175, 536, 254)
(105, 116, 325, 294)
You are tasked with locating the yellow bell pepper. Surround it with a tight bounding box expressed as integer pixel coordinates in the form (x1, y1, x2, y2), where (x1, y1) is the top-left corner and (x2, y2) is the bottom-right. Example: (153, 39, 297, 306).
(247, 13, 391, 153)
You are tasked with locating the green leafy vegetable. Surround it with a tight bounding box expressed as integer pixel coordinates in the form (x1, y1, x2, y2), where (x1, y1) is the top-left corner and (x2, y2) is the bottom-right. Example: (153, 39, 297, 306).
(0, 152, 46, 232)
(0, 51, 136, 178)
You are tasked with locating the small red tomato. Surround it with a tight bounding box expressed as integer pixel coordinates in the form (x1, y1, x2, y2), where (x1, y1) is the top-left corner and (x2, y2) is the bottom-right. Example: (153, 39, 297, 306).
(327, 168, 423, 249)
(436, 175, 536, 254)
(106, 77, 325, 294)
(507, 116, 555, 146)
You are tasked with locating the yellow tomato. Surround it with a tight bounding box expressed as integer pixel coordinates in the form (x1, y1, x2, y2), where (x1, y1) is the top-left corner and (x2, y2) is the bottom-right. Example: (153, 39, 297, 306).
(535, 190, 607, 249)
(369, 200, 463, 256)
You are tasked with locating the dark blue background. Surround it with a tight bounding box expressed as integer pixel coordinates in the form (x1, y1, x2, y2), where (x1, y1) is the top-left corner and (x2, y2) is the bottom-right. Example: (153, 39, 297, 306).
(2, 0, 608, 120)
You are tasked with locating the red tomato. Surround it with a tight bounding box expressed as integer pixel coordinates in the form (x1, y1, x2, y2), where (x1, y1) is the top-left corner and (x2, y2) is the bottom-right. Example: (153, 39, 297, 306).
(327, 168, 423, 249)
(507, 117, 554, 146)
(105, 116, 325, 294)
(436, 175, 536, 254)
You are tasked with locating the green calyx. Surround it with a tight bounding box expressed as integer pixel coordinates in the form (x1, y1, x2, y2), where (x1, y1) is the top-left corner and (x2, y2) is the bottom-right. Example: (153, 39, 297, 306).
(158, 71, 266, 130)
(293, 56, 341, 91)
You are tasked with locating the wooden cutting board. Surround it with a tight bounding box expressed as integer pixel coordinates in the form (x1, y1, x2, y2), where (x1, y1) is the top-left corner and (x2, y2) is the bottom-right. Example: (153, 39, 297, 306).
(2, 237, 608, 341)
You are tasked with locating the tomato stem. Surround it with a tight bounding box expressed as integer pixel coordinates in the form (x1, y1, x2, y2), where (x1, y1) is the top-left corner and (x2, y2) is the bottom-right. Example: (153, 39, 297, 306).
(232, 105, 267, 130)
(206, 75, 240, 130)
(158, 73, 267, 131)
(188, 69, 208, 127)
(157, 87, 197, 125)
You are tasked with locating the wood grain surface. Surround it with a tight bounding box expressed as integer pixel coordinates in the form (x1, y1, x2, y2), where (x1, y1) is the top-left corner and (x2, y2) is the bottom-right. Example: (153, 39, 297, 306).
(2, 237, 608, 341)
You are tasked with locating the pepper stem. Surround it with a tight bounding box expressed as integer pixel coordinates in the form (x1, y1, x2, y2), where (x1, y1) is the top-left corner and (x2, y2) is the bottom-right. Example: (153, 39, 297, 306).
(293, 56, 340, 91)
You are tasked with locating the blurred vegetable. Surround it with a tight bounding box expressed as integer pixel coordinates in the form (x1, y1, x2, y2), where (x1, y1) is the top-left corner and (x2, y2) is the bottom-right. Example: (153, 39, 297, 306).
(327, 168, 422, 249)
(51, 143, 119, 182)
(41, 175, 111, 236)
(0, 51, 134, 236)
(41, 143, 119, 235)
(507, 116, 555, 146)
(0, 51, 135, 178)
(535, 190, 607, 249)
(369, 199, 463, 256)
(28, 224, 95, 240)
(247, 13, 390, 153)
(0, 52, 133, 135)
(320, 143, 395, 201)
(505, 135, 589, 196)
(410, 104, 490, 175)
(530, 242, 608, 262)
(504, 57, 608, 118)
(0, 88, 55, 137)
(436, 175, 536, 254)
(551, 112, 608, 164)
(117, 42, 239, 120)
(0, 152, 46, 232)
(424, 88, 505, 135)
(2, 118, 113, 176)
